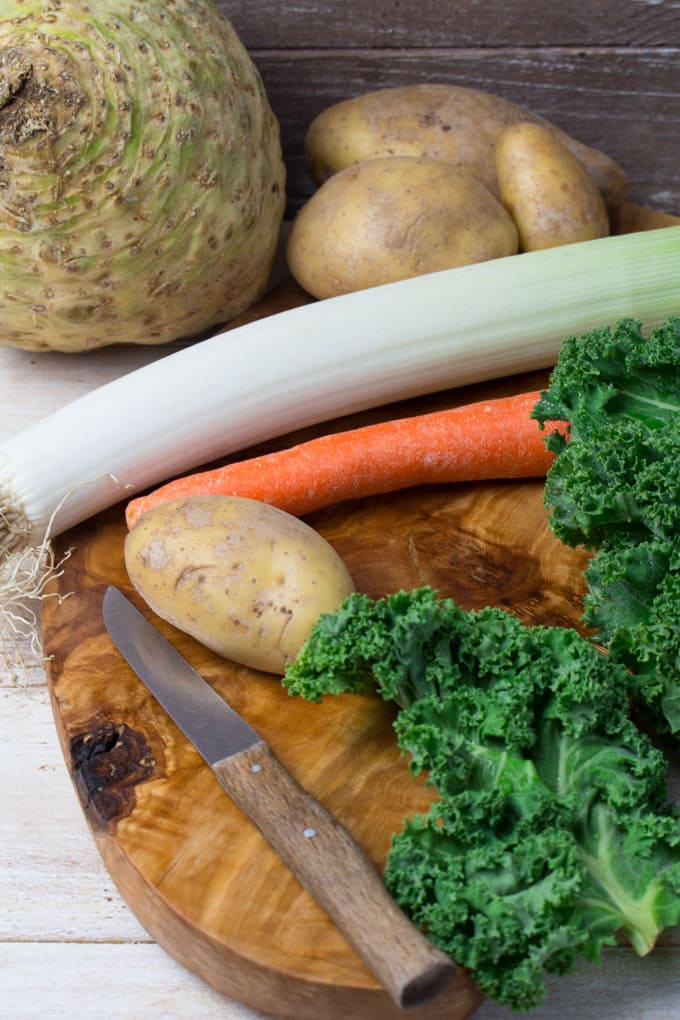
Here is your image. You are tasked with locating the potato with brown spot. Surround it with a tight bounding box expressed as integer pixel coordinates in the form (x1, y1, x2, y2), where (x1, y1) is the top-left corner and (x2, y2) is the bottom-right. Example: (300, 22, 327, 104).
(304, 84, 628, 214)
(286, 156, 518, 299)
(124, 495, 355, 674)
(495, 123, 610, 251)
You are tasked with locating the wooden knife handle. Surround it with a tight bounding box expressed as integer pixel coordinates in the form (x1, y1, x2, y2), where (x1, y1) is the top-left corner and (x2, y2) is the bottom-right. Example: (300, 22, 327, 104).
(212, 739, 456, 1009)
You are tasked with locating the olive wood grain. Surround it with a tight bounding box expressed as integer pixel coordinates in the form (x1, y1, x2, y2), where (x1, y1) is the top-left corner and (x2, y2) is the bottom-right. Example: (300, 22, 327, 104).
(42, 464, 588, 1019)
(213, 739, 456, 1008)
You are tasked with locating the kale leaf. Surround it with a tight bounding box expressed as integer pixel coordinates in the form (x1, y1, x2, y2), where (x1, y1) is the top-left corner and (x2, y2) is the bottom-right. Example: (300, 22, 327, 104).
(283, 588, 680, 1010)
(533, 315, 680, 734)
(532, 315, 680, 444)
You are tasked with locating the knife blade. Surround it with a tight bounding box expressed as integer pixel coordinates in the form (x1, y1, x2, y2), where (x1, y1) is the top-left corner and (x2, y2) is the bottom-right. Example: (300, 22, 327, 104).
(102, 585, 457, 1009)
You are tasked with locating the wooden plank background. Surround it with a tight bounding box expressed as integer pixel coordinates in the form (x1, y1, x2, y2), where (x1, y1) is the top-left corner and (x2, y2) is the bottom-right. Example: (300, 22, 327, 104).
(217, 0, 680, 215)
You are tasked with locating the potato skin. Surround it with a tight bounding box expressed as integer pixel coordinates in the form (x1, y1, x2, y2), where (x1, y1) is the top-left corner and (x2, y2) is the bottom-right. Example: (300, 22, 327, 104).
(286, 156, 518, 299)
(495, 123, 610, 251)
(124, 495, 355, 674)
(304, 84, 627, 213)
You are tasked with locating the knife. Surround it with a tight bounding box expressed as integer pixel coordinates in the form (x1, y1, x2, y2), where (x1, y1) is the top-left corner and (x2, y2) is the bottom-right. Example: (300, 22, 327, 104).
(102, 585, 457, 1009)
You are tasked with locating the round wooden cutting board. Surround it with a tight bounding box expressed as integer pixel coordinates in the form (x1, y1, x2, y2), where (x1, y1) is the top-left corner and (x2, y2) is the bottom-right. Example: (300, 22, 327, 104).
(41, 359, 591, 1019)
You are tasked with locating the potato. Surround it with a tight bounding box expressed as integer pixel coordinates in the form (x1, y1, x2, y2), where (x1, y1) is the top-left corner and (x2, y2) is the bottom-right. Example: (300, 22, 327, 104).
(495, 122, 610, 251)
(124, 495, 355, 674)
(304, 84, 628, 214)
(286, 156, 518, 299)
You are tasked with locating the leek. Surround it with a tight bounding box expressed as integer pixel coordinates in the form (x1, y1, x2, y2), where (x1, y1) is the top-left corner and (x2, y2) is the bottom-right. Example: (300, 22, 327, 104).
(1, 227, 678, 568)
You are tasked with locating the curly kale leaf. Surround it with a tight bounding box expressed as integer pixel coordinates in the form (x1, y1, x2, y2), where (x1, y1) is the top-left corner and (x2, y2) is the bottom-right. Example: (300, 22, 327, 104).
(532, 316, 680, 551)
(283, 588, 680, 1010)
(584, 538, 680, 733)
(386, 802, 587, 1011)
(280, 591, 386, 700)
(285, 586, 539, 721)
(532, 315, 680, 445)
(540, 417, 680, 550)
(532, 315, 680, 736)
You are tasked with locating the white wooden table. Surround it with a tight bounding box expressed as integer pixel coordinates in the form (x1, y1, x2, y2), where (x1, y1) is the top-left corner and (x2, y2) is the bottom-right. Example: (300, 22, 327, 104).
(2, 340, 679, 1020)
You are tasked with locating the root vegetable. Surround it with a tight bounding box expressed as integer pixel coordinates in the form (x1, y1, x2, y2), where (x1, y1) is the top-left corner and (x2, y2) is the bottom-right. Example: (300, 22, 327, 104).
(0, 0, 285, 352)
(304, 84, 628, 214)
(124, 495, 355, 674)
(496, 123, 610, 251)
(286, 157, 518, 298)
(126, 391, 564, 528)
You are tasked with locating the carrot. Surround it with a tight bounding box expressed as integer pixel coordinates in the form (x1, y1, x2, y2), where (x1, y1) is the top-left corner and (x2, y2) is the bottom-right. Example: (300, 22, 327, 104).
(125, 390, 566, 529)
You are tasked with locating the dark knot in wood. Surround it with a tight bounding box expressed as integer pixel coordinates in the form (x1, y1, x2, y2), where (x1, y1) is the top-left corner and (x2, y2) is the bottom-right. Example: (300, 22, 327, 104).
(70, 721, 155, 833)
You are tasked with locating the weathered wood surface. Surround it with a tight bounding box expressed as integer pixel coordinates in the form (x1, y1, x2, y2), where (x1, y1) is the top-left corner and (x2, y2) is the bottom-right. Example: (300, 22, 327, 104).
(227, 0, 680, 47)
(217, 0, 680, 213)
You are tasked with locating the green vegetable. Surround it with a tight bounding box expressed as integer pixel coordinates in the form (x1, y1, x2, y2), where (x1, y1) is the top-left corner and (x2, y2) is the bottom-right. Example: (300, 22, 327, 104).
(532, 315, 680, 733)
(584, 538, 680, 732)
(532, 316, 680, 547)
(283, 587, 680, 1011)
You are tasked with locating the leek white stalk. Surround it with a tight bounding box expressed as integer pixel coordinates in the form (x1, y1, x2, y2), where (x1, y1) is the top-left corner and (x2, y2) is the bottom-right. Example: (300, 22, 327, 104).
(1, 228, 679, 562)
